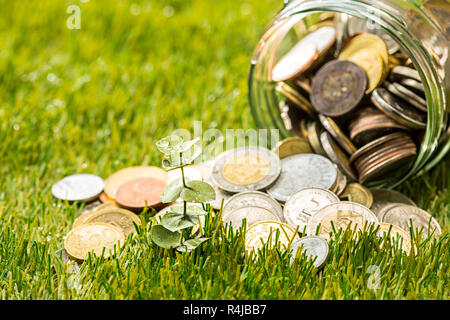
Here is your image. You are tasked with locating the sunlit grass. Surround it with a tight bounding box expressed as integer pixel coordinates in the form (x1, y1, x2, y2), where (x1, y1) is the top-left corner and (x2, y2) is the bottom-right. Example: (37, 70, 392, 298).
(0, 0, 448, 299)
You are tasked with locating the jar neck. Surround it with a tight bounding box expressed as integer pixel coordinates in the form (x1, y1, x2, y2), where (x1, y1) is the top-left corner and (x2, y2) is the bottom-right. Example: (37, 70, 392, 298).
(250, 0, 446, 186)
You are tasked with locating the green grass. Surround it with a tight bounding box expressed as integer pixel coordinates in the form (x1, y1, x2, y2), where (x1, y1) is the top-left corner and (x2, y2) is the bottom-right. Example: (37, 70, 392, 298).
(0, 0, 448, 300)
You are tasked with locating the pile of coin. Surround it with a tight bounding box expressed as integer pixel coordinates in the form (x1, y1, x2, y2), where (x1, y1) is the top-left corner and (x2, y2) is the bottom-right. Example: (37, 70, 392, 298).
(206, 143, 441, 266)
(272, 15, 429, 185)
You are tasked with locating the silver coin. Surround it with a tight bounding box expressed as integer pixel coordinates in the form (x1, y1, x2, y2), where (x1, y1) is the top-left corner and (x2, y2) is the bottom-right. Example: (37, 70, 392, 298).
(334, 167, 348, 196)
(207, 177, 234, 211)
(222, 206, 280, 231)
(371, 88, 426, 129)
(386, 82, 427, 112)
(320, 131, 357, 181)
(399, 78, 424, 94)
(283, 188, 340, 232)
(370, 188, 416, 219)
(51, 174, 104, 202)
(211, 146, 281, 193)
(267, 154, 337, 203)
(306, 201, 378, 238)
(379, 203, 441, 237)
(318, 114, 356, 155)
(390, 66, 421, 82)
(290, 236, 329, 268)
(347, 17, 400, 54)
(222, 191, 283, 221)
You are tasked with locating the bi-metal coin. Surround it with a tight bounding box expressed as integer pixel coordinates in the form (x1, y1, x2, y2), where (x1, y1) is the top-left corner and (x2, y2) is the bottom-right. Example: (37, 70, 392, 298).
(306, 201, 378, 239)
(244, 221, 300, 253)
(52, 174, 104, 202)
(311, 60, 367, 117)
(222, 191, 283, 221)
(64, 223, 125, 261)
(283, 188, 340, 233)
(290, 236, 329, 268)
(211, 147, 281, 193)
(267, 153, 337, 203)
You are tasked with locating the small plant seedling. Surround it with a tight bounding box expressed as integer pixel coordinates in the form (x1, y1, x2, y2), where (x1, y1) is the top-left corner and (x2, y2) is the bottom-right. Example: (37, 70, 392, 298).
(151, 135, 216, 252)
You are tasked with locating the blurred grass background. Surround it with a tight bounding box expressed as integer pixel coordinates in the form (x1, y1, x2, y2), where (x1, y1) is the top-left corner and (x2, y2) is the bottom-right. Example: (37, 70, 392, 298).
(0, 0, 448, 299)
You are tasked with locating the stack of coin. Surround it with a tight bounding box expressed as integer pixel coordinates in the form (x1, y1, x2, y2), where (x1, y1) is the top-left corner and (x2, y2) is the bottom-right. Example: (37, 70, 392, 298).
(271, 15, 429, 185)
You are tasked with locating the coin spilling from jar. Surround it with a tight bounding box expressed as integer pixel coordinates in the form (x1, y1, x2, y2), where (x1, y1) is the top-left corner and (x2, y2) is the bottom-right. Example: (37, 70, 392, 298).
(271, 15, 431, 185)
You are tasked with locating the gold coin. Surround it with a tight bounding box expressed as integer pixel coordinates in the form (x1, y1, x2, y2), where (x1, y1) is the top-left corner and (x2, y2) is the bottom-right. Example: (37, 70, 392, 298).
(340, 183, 373, 208)
(272, 137, 312, 159)
(64, 223, 125, 261)
(222, 154, 270, 186)
(339, 33, 389, 67)
(104, 166, 168, 199)
(276, 82, 315, 117)
(377, 222, 412, 254)
(343, 49, 385, 92)
(245, 221, 299, 252)
(73, 207, 141, 238)
(299, 119, 309, 138)
(319, 115, 356, 155)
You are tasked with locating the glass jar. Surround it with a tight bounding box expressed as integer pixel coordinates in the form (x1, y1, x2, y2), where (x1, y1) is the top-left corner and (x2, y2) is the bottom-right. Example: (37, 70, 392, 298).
(248, 0, 449, 187)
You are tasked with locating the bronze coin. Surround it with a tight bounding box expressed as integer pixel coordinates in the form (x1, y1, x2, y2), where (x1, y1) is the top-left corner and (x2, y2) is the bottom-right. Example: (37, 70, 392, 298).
(99, 192, 115, 203)
(349, 132, 408, 163)
(358, 148, 417, 184)
(355, 140, 416, 173)
(311, 60, 367, 117)
(115, 177, 166, 210)
(349, 113, 410, 147)
(371, 88, 426, 130)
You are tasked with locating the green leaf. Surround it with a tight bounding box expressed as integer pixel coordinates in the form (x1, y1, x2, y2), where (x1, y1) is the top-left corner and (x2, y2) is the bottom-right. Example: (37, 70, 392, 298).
(160, 178, 183, 203)
(161, 212, 197, 232)
(180, 180, 216, 203)
(169, 204, 206, 216)
(150, 225, 181, 249)
(156, 135, 184, 155)
(176, 238, 209, 252)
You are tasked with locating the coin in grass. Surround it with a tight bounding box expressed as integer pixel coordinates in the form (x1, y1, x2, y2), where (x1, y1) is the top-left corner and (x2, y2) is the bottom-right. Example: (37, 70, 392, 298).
(290, 236, 329, 268)
(212, 147, 281, 193)
(306, 201, 378, 239)
(283, 188, 340, 233)
(311, 60, 367, 117)
(52, 174, 104, 202)
(73, 207, 141, 238)
(377, 222, 412, 254)
(244, 221, 300, 252)
(115, 177, 166, 210)
(340, 183, 373, 208)
(267, 154, 337, 203)
(379, 204, 441, 237)
(222, 191, 283, 221)
(223, 206, 281, 231)
(81, 201, 117, 215)
(370, 188, 417, 219)
(103, 166, 168, 200)
(64, 223, 125, 261)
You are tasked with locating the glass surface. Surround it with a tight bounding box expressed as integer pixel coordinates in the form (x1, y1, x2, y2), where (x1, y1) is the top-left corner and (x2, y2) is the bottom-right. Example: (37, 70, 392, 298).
(249, 0, 449, 187)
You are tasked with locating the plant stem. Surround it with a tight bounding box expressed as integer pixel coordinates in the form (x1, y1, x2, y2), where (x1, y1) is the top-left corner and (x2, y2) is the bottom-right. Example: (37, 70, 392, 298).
(183, 201, 187, 217)
(180, 152, 186, 187)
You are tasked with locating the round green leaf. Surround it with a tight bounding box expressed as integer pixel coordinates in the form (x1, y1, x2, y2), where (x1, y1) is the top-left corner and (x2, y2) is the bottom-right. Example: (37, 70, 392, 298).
(161, 212, 197, 232)
(180, 180, 216, 203)
(151, 225, 181, 249)
(176, 238, 209, 252)
(170, 204, 206, 216)
(161, 178, 183, 203)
